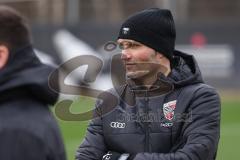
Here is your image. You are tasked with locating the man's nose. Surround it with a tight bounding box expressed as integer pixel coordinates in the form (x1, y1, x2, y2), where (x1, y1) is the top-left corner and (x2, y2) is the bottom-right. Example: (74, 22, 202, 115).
(121, 50, 131, 60)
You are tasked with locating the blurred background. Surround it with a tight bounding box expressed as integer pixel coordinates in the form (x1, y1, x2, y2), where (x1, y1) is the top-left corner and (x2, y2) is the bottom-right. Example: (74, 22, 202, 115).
(1, 0, 239, 159)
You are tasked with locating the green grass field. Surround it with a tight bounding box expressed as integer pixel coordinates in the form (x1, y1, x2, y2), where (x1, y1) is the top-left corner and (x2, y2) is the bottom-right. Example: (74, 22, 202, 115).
(55, 95, 240, 160)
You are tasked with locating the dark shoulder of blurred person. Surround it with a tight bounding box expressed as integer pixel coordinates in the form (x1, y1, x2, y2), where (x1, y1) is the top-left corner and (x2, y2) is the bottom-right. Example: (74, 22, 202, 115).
(0, 6, 66, 160)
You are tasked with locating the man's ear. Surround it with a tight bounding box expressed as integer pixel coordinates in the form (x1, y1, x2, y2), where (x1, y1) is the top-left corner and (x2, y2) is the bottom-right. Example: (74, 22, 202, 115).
(0, 45, 9, 69)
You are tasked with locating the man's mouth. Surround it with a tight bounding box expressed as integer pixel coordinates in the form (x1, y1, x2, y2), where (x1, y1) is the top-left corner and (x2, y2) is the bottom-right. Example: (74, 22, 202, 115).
(125, 62, 136, 66)
(125, 63, 136, 69)
(126, 63, 135, 65)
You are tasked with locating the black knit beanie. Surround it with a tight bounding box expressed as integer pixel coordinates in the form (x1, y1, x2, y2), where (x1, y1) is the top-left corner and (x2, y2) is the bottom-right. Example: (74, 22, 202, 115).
(118, 8, 176, 61)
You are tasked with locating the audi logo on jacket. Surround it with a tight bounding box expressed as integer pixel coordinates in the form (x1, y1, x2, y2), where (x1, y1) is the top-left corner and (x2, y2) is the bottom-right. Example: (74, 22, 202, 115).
(76, 51, 220, 160)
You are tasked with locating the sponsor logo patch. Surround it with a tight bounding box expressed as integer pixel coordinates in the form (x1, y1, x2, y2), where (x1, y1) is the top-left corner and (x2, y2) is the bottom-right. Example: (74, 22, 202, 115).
(163, 100, 177, 121)
(160, 122, 173, 127)
(110, 122, 126, 129)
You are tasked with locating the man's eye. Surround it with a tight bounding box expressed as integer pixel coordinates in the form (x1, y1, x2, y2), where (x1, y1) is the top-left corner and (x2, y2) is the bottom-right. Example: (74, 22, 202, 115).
(119, 42, 131, 50)
(118, 43, 124, 50)
(118, 42, 141, 50)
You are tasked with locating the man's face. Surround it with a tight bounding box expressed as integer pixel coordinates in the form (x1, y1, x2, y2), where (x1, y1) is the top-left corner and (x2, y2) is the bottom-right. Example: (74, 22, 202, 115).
(118, 39, 160, 80)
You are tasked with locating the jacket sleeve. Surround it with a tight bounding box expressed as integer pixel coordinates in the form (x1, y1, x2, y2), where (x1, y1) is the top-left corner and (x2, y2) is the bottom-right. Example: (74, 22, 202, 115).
(134, 86, 221, 160)
(76, 99, 107, 160)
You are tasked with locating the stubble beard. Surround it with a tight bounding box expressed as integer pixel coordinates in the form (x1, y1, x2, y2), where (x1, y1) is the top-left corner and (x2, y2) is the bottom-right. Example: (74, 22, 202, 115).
(126, 70, 150, 79)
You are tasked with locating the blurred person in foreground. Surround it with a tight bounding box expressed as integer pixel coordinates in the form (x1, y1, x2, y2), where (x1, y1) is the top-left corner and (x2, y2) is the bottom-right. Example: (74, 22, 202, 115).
(0, 6, 66, 160)
(76, 8, 220, 160)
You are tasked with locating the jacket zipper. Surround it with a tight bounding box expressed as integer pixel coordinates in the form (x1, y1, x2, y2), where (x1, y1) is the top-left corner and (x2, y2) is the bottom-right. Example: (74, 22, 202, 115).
(144, 90, 150, 152)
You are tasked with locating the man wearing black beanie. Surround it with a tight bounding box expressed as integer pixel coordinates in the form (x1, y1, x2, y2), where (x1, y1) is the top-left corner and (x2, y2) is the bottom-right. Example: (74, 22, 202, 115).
(77, 8, 220, 160)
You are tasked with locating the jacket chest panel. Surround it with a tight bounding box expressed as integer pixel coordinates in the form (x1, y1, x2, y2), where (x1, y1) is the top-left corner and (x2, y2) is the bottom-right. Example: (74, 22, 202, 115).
(102, 88, 195, 153)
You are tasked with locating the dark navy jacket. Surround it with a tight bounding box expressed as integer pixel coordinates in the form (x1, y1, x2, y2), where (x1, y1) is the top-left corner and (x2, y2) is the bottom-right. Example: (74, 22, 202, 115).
(76, 50, 221, 160)
(0, 46, 66, 160)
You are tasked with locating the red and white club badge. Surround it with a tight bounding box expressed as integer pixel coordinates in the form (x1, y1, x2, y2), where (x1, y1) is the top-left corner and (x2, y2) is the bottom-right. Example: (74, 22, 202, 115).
(163, 100, 177, 121)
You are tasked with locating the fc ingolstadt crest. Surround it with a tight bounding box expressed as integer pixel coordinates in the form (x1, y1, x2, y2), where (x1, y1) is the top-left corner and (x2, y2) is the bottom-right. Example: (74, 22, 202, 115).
(163, 100, 177, 121)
